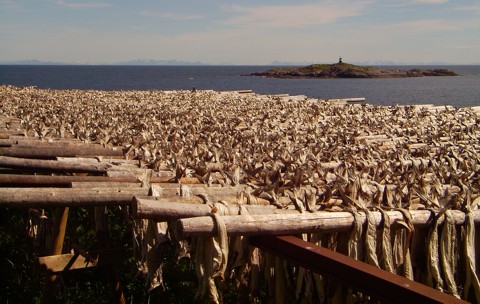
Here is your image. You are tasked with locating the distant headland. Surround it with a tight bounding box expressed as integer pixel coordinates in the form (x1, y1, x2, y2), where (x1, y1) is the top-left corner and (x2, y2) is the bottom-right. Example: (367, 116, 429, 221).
(250, 58, 458, 79)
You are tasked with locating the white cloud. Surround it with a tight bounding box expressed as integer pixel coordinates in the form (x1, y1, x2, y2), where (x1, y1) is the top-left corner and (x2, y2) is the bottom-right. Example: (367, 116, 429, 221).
(220, 1, 371, 29)
(55, 0, 110, 9)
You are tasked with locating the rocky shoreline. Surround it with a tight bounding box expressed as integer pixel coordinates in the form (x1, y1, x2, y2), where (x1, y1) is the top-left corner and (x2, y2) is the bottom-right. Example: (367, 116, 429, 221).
(250, 62, 458, 79)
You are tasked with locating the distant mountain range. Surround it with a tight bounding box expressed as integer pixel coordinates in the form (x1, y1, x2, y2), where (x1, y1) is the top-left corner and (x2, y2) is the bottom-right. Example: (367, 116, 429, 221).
(0, 59, 472, 66)
(115, 59, 205, 65)
(0, 59, 70, 65)
(0, 59, 208, 65)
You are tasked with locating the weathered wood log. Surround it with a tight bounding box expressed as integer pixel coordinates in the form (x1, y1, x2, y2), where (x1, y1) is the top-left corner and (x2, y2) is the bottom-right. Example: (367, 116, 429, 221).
(70, 182, 142, 188)
(1, 186, 148, 195)
(0, 174, 140, 187)
(149, 184, 247, 197)
(0, 156, 111, 173)
(8, 135, 37, 141)
(15, 139, 85, 147)
(0, 145, 123, 159)
(0, 187, 149, 207)
(174, 209, 480, 239)
(108, 167, 173, 176)
(95, 206, 125, 303)
(0, 131, 25, 139)
(83, 163, 141, 171)
(0, 139, 16, 147)
(132, 198, 297, 221)
(131, 194, 270, 211)
(42, 206, 69, 303)
(57, 157, 141, 166)
(50, 207, 70, 256)
(1, 138, 84, 148)
(106, 169, 175, 179)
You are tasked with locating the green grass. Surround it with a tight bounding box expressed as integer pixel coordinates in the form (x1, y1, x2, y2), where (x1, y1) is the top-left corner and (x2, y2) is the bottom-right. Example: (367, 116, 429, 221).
(266, 62, 375, 75)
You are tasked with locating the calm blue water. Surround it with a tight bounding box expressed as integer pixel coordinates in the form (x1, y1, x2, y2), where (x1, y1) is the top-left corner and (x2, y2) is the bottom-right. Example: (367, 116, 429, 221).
(1, 65, 479, 107)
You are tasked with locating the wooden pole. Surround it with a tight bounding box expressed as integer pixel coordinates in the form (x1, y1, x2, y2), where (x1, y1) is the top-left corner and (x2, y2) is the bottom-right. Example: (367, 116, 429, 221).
(174, 209, 480, 239)
(0, 139, 15, 147)
(0, 174, 140, 187)
(0, 187, 149, 207)
(0, 156, 111, 173)
(70, 182, 142, 188)
(14, 139, 85, 147)
(51, 207, 69, 255)
(94, 207, 125, 303)
(106, 170, 175, 182)
(0, 131, 25, 139)
(132, 198, 297, 221)
(0, 145, 123, 159)
(129, 194, 271, 210)
(0, 138, 85, 148)
(42, 207, 69, 303)
(148, 184, 247, 197)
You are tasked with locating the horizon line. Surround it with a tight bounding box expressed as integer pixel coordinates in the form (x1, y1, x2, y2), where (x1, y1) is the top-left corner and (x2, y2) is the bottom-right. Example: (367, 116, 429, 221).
(1, 60, 480, 66)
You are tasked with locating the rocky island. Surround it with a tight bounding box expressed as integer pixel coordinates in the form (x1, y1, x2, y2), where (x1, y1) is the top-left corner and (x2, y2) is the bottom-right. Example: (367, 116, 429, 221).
(250, 59, 458, 79)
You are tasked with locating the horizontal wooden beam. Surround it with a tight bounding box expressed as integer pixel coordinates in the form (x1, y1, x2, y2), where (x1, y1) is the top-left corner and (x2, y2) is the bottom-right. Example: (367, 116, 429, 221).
(0, 174, 139, 187)
(132, 198, 294, 221)
(174, 209, 480, 239)
(0, 187, 149, 207)
(0, 131, 24, 139)
(250, 236, 467, 304)
(0, 145, 123, 159)
(0, 156, 110, 174)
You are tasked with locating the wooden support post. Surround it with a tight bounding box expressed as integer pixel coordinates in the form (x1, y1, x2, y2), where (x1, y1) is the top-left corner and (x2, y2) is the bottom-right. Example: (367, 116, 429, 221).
(95, 207, 125, 304)
(250, 236, 467, 304)
(51, 207, 69, 255)
(42, 207, 69, 303)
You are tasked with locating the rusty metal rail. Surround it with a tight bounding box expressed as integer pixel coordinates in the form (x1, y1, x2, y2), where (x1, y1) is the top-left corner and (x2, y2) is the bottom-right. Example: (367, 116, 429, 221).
(250, 235, 468, 304)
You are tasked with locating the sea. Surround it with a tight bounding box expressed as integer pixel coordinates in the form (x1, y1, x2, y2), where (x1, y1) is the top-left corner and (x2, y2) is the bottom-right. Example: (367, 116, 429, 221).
(1, 65, 479, 107)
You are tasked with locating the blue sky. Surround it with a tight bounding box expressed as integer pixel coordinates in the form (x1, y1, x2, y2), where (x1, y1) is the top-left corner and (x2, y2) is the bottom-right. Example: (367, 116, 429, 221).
(1, 0, 479, 64)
